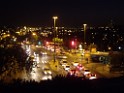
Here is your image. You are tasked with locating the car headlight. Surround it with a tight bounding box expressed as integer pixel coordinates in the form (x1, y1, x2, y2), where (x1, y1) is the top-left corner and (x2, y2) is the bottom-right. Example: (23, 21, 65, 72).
(48, 75, 52, 80)
(48, 71, 52, 74)
(44, 71, 47, 74)
(42, 76, 48, 80)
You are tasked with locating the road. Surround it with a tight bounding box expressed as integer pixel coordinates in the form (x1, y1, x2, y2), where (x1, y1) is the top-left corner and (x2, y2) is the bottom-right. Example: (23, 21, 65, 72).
(2, 44, 109, 83)
(27, 45, 104, 80)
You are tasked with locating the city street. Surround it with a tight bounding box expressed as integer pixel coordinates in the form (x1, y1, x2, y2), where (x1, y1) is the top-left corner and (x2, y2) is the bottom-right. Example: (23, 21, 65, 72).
(20, 44, 103, 81)
(2, 44, 123, 83)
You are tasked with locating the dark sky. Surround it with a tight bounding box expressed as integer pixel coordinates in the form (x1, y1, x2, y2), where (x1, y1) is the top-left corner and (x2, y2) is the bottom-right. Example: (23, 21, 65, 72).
(0, 0, 124, 27)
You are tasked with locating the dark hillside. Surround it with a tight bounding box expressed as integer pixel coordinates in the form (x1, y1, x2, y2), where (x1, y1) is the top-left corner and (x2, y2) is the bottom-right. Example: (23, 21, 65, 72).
(0, 76, 124, 93)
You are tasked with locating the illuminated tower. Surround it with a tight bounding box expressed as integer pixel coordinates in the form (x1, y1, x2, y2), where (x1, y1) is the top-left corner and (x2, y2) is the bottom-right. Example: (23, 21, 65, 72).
(83, 24, 87, 49)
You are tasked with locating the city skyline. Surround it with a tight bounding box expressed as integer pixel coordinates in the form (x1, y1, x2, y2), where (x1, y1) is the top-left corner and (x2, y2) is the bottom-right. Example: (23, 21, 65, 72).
(0, 0, 124, 27)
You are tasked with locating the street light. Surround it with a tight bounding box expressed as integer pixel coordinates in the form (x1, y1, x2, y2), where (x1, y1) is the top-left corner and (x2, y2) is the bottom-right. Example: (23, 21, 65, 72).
(83, 24, 87, 49)
(53, 16, 58, 62)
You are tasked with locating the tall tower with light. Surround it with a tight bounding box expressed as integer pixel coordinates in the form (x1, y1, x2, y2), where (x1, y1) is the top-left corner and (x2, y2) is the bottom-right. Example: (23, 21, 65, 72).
(83, 24, 87, 49)
(53, 16, 58, 62)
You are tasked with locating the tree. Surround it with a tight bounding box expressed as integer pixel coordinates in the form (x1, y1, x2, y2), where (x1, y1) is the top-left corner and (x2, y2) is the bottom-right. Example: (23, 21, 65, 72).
(0, 45, 28, 80)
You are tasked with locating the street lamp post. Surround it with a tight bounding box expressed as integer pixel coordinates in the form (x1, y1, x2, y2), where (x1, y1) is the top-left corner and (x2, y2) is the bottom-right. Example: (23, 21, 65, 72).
(53, 16, 58, 62)
(83, 24, 87, 49)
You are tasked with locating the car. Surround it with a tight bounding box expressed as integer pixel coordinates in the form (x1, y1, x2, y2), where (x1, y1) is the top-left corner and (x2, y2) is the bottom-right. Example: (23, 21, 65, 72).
(68, 69, 84, 77)
(83, 69, 91, 75)
(85, 73, 97, 80)
(74, 70, 83, 77)
(60, 59, 68, 66)
(60, 51, 66, 55)
(42, 67, 52, 75)
(89, 74, 97, 80)
(42, 60, 48, 63)
(42, 74, 52, 80)
(41, 52, 47, 55)
(76, 64, 84, 70)
(64, 65, 70, 71)
(72, 61, 79, 66)
(41, 67, 52, 81)
(68, 69, 77, 76)
(62, 55, 67, 59)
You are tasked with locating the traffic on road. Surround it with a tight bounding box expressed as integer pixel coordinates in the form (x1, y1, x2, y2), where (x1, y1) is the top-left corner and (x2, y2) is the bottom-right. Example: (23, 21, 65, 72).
(22, 44, 100, 82)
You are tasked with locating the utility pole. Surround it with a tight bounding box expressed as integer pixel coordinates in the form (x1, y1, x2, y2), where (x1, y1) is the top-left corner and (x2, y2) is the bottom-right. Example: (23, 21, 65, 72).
(53, 16, 58, 62)
(83, 24, 87, 50)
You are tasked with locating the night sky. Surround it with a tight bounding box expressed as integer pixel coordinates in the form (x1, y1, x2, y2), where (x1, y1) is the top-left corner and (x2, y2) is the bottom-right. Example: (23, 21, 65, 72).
(0, 0, 124, 27)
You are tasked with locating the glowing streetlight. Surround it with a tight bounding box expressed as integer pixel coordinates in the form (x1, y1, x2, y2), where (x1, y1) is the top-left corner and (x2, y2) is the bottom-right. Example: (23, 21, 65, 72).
(53, 16, 58, 37)
(53, 16, 58, 62)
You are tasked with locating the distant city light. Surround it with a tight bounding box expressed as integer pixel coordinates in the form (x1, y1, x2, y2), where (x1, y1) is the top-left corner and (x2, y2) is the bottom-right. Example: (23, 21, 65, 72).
(118, 46, 122, 50)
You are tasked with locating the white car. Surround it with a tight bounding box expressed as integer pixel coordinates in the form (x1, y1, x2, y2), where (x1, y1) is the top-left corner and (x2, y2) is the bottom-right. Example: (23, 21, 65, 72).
(42, 67, 52, 75)
(83, 69, 91, 75)
(42, 75, 52, 80)
(60, 59, 68, 66)
(41, 52, 47, 55)
(72, 61, 79, 66)
(64, 65, 70, 71)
